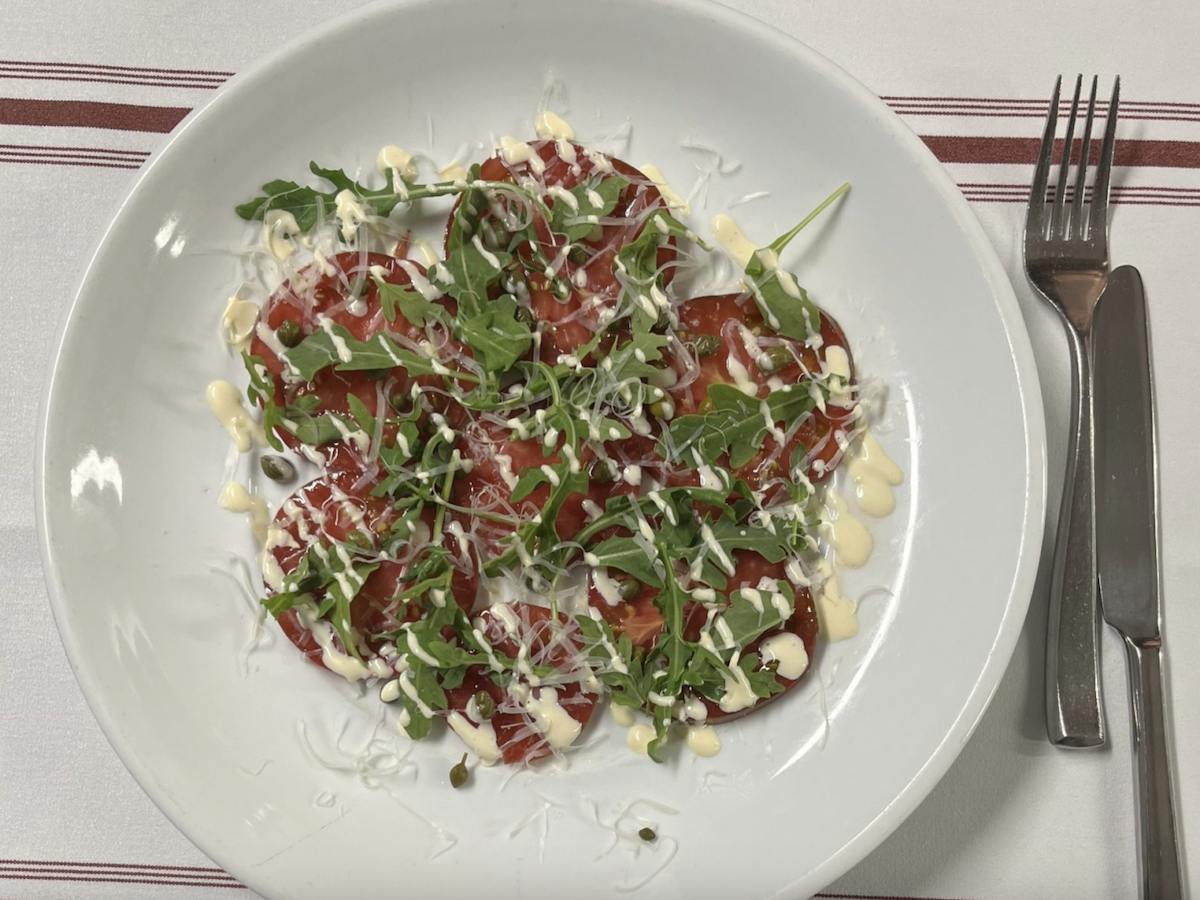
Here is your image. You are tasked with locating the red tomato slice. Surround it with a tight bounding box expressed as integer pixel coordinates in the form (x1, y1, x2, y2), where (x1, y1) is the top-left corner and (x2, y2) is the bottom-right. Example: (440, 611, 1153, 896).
(448, 140, 676, 362)
(444, 603, 599, 764)
(450, 417, 599, 553)
(664, 292, 857, 487)
(266, 467, 479, 671)
(585, 548, 816, 721)
(248, 251, 470, 455)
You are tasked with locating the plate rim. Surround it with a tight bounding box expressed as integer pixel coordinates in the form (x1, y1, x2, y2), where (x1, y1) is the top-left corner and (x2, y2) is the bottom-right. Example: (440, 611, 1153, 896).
(35, 0, 1048, 894)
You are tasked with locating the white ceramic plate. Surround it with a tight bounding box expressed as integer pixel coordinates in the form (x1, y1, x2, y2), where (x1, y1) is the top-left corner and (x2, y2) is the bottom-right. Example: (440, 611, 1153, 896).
(37, 1, 1045, 897)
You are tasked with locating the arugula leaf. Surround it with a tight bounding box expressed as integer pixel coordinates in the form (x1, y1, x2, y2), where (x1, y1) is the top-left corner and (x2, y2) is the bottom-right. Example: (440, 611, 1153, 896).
(660, 382, 816, 469)
(241, 353, 284, 451)
(235, 163, 401, 231)
(742, 182, 849, 341)
(376, 279, 445, 327)
(587, 535, 664, 588)
(549, 174, 628, 241)
(281, 322, 479, 384)
(456, 293, 533, 372)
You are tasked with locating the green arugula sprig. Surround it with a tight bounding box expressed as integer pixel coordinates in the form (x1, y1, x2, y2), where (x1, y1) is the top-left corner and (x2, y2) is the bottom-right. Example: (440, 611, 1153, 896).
(742, 182, 849, 341)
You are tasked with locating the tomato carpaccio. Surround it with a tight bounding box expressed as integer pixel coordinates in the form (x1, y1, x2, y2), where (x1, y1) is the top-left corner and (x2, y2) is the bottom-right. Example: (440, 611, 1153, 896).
(237, 129, 868, 768)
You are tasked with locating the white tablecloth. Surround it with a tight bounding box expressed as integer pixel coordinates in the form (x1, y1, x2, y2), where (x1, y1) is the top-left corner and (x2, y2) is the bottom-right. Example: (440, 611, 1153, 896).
(3, 1, 1197, 897)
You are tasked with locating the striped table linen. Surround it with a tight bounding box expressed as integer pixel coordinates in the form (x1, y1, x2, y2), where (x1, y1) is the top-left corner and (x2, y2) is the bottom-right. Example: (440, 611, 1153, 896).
(2, 1, 1197, 898)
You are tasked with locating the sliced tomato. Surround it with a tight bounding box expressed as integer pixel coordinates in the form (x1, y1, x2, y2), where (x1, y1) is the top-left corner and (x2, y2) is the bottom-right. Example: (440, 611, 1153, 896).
(450, 417, 600, 553)
(663, 292, 857, 487)
(444, 604, 599, 764)
(247, 252, 471, 455)
(266, 467, 478, 671)
(448, 140, 676, 362)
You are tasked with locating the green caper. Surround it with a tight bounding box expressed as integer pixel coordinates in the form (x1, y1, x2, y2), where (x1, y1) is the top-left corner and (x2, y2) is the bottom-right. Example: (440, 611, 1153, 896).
(567, 244, 588, 265)
(364, 367, 392, 381)
(759, 345, 794, 372)
(688, 333, 722, 358)
(473, 690, 496, 720)
(388, 391, 411, 414)
(759, 460, 784, 481)
(764, 658, 780, 673)
(449, 753, 470, 789)
(589, 459, 616, 483)
(638, 827, 657, 842)
(553, 279, 572, 300)
(515, 304, 536, 328)
(618, 578, 643, 601)
(259, 455, 295, 482)
(276, 319, 303, 348)
(697, 396, 716, 415)
(343, 530, 373, 552)
(349, 277, 371, 298)
(648, 398, 674, 421)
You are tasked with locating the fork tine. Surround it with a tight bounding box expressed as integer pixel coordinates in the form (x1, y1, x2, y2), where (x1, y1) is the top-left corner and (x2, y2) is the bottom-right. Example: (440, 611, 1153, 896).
(1050, 75, 1083, 238)
(1070, 76, 1098, 238)
(1088, 76, 1121, 241)
(1027, 75, 1062, 240)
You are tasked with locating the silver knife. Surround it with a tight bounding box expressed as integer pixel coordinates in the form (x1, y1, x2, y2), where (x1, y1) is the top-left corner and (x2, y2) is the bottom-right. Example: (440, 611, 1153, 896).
(1092, 265, 1184, 900)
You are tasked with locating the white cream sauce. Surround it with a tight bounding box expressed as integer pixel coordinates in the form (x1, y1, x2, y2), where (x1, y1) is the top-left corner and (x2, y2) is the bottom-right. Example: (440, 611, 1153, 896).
(846, 428, 904, 517)
(206, 380, 265, 452)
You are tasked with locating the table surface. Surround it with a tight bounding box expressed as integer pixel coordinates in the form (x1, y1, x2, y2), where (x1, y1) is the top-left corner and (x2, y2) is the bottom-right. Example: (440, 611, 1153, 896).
(2, 1, 1198, 898)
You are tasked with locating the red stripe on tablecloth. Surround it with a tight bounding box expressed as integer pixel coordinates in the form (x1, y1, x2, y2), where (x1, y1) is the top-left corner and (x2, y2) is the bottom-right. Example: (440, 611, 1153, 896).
(0, 858, 245, 889)
(0, 859, 231, 872)
(0, 873, 246, 888)
(883, 95, 1200, 109)
(0, 73, 226, 89)
(0, 97, 188, 131)
(0, 58, 233, 77)
(0, 155, 143, 170)
(922, 136, 1200, 168)
(0, 142, 147, 155)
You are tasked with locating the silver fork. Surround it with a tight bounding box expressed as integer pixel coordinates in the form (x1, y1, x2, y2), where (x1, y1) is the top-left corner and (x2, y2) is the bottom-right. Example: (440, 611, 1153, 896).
(1024, 74, 1120, 749)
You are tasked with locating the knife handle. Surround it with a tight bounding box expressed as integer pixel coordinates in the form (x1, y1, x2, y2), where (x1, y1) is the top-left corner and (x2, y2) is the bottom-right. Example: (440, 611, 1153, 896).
(1124, 639, 1185, 900)
(1046, 326, 1106, 747)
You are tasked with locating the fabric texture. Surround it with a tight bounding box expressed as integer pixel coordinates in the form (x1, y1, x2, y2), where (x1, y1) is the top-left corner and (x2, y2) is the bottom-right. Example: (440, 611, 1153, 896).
(2, 1, 1197, 897)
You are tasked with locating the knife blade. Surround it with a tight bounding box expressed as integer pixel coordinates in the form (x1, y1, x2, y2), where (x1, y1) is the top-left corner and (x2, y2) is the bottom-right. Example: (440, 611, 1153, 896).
(1092, 265, 1183, 900)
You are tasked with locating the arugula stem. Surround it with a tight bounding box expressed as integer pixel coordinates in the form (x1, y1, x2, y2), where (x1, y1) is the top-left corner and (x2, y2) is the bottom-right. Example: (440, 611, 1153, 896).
(767, 182, 851, 255)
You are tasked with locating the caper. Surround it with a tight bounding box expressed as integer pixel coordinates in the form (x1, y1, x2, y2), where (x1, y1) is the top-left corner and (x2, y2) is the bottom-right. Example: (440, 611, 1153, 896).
(553, 279, 572, 300)
(483, 218, 508, 250)
(349, 277, 371, 298)
(589, 459, 616, 483)
(759, 345, 794, 372)
(515, 304, 536, 328)
(648, 398, 674, 421)
(449, 753, 470, 789)
(343, 530, 373, 552)
(364, 367, 392, 381)
(567, 244, 588, 265)
(473, 690, 496, 720)
(618, 578, 643, 601)
(259, 455, 295, 482)
(638, 827, 657, 842)
(764, 658, 780, 673)
(759, 460, 784, 481)
(388, 391, 411, 414)
(697, 396, 716, 415)
(276, 319, 303, 348)
(688, 333, 722, 359)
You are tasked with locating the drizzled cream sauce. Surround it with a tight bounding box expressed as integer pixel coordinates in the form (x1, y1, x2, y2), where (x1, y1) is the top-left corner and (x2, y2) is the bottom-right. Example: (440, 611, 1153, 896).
(206, 380, 265, 452)
(847, 428, 903, 517)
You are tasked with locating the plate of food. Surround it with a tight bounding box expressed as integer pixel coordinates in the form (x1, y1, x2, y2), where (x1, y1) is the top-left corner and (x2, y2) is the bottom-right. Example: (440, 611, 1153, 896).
(36, 0, 1045, 897)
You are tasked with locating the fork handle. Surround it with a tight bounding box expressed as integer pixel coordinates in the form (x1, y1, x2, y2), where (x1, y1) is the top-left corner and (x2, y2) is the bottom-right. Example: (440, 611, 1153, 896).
(1045, 326, 1106, 747)
(1124, 639, 1185, 900)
